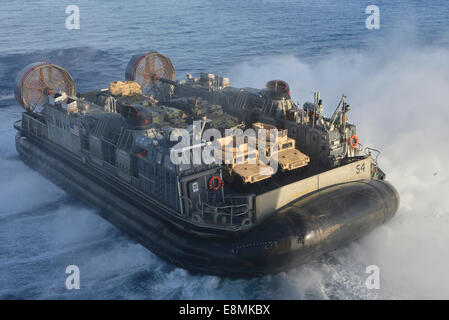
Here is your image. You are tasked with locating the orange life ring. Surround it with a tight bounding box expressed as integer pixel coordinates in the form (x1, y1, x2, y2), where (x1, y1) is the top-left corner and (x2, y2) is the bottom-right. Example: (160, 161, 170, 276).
(350, 135, 359, 148)
(208, 176, 223, 191)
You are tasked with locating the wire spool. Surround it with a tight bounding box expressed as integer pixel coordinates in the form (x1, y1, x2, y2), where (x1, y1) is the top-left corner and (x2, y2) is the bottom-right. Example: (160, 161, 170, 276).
(14, 62, 76, 112)
(125, 52, 176, 101)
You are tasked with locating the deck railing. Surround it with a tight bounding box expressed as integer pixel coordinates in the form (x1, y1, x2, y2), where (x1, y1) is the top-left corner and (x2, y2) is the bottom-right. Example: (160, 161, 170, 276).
(201, 194, 254, 227)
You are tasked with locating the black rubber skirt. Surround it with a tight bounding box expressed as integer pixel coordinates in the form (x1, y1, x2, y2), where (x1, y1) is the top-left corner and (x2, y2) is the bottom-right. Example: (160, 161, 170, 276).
(16, 133, 400, 277)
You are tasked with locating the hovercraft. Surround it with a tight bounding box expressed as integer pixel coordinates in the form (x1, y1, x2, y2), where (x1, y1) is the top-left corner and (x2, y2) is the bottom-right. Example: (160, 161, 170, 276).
(13, 52, 399, 276)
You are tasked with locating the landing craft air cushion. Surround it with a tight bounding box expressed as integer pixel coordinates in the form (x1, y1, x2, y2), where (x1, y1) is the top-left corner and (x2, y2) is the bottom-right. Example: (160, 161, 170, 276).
(13, 52, 399, 276)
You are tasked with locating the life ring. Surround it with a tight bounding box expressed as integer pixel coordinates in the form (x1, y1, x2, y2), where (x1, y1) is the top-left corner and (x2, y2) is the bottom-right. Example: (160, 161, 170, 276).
(350, 135, 359, 148)
(208, 175, 223, 191)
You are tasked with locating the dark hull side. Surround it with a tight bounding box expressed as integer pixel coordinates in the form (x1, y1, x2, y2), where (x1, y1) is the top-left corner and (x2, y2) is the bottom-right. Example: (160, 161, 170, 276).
(15, 133, 400, 277)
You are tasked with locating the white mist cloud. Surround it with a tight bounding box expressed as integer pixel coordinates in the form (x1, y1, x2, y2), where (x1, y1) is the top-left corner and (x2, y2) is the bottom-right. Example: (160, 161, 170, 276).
(229, 41, 449, 299)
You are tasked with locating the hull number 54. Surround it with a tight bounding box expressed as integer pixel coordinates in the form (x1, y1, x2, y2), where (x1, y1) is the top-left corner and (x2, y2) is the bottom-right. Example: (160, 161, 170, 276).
(356, 163, 366, 174)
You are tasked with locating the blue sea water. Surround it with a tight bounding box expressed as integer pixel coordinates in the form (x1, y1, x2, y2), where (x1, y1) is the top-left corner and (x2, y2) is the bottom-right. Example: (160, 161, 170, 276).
(1, 0, 449, 299)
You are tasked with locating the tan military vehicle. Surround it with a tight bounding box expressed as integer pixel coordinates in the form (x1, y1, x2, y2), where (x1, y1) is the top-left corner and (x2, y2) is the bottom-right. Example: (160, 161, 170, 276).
(215, 135, 274, 184)
(109, 81, 142, 96)
(252, 122, 310, 171)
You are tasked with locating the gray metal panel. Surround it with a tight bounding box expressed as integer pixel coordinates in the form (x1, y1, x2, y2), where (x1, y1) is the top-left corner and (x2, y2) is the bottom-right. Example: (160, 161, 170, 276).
(116, 148, 132, 182)
(138, 155, 181, 211)
(88, 135, 103, 165)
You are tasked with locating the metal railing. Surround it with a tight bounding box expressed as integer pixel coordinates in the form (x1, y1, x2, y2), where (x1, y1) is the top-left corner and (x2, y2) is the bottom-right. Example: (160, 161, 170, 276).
(364, 147, 381, 166)
(201, 194, 252, 227)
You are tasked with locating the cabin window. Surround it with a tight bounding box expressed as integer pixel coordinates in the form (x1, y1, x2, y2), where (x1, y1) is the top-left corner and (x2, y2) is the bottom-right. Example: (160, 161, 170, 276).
(282, 142, 293, 150)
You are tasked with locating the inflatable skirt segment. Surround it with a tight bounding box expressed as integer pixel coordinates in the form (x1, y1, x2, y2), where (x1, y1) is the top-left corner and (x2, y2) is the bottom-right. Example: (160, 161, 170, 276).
(16, 133, 399, 277)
